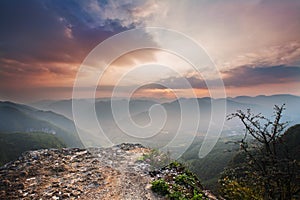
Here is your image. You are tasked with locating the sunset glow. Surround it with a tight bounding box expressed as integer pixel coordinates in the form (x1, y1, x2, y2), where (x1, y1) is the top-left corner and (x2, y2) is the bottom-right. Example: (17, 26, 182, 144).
(1, 0, 300, 102)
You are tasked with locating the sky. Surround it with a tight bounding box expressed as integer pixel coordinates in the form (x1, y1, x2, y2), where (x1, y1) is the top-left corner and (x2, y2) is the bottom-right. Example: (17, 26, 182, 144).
(0, 0, 300, 103)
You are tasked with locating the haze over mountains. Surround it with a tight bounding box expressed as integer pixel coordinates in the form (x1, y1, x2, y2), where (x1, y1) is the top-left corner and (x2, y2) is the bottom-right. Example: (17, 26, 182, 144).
(32, 94, 300, 121)
(31, 94, 300, 145)
(1, 94, 299, 149)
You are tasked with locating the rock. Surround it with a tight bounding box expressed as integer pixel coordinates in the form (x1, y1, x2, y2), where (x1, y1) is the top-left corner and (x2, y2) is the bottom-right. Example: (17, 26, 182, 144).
(116, 143, 145, 150)
(0, 143, 217, 199)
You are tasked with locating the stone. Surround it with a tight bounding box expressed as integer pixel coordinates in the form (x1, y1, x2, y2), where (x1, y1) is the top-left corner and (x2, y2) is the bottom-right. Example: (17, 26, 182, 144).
(0, 143, 217, 199)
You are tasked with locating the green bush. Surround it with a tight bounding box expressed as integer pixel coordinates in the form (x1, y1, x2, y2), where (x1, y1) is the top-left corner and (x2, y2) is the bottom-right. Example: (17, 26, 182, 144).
(191, 189, 203, 200)
(175, 173, 196, 187)
(151, 161, 205, 200)
(218, 176, 261, 200)
(151, 179, 169, 196)
(168, 190, 187, 200)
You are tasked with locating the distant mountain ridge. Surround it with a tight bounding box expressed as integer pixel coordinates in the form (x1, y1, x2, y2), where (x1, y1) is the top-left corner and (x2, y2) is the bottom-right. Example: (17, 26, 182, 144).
(31, 94, 300, 120)
(0, 101, 83, 147)
(28, 94, 300, 147)
(1, 94, 299, 152)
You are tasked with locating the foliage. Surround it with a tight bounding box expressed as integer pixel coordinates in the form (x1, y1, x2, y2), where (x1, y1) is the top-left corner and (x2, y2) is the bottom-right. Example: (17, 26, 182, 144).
(219, 169, 262, 200)
(220, 104, 300, 199)
(151, 179, 170, 196)
(151, 161, 207, 200)
(175, 173, 197, 187)
(191, 190, 203, 200)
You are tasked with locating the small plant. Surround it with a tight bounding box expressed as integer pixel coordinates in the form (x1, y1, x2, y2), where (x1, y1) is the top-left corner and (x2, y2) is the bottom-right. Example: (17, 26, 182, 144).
(168, 160, 183, 169)
(168, 190, 187, 200)
(151, 161, 206, 200)
(191, 189, 203, 200)
(151, 179, 170, 196)
(175, 173, 196, 187)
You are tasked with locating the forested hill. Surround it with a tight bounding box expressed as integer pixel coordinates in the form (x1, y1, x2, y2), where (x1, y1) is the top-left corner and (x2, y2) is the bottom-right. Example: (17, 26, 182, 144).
(0, 132, 66, 166)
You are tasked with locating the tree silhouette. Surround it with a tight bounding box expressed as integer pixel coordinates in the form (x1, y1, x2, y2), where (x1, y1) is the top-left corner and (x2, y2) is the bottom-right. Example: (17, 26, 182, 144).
(220, 104, 299, 199)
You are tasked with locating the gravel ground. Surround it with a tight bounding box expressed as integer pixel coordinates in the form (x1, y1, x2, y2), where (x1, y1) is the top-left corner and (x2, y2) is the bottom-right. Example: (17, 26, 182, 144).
(0, 144, 165, 200)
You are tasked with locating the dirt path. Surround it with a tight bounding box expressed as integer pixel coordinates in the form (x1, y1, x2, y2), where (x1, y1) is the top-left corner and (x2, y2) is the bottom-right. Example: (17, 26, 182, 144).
(84, 145, 164, 199)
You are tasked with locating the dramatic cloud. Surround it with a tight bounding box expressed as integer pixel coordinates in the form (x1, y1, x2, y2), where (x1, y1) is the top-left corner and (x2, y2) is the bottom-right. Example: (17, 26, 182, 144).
(222, 42, 300, 70)
(138, 0, 300, 69)
(222, 65, 300, 87)
(0, 0, 300, 102)
(139, 65, 300, 90)
(0, 0, 157, 102)
(79, 0, 162, 28)
(0, 1, 76, 63)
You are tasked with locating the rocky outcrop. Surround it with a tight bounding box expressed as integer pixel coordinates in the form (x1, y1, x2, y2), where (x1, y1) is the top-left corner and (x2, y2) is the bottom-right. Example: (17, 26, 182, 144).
(0, 143, 161, 200)
(0, 143, 217, 200)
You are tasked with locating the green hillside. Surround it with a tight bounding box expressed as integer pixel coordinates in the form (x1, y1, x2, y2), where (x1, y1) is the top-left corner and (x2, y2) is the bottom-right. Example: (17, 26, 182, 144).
(218, 124, 300, 199)
(0, 132, 66, 166)
(0, 101, 83, 147)
(281, 124, 300, 160)
(228, 124, 300, 168)
(181, 124, 300, 193)
(181, 136, 241, 191)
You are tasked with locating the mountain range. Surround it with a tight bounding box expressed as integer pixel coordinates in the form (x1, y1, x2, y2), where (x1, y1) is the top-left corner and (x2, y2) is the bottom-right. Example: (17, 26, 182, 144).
(29, 94, 300, 148)
(1, 94, 299, 150)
